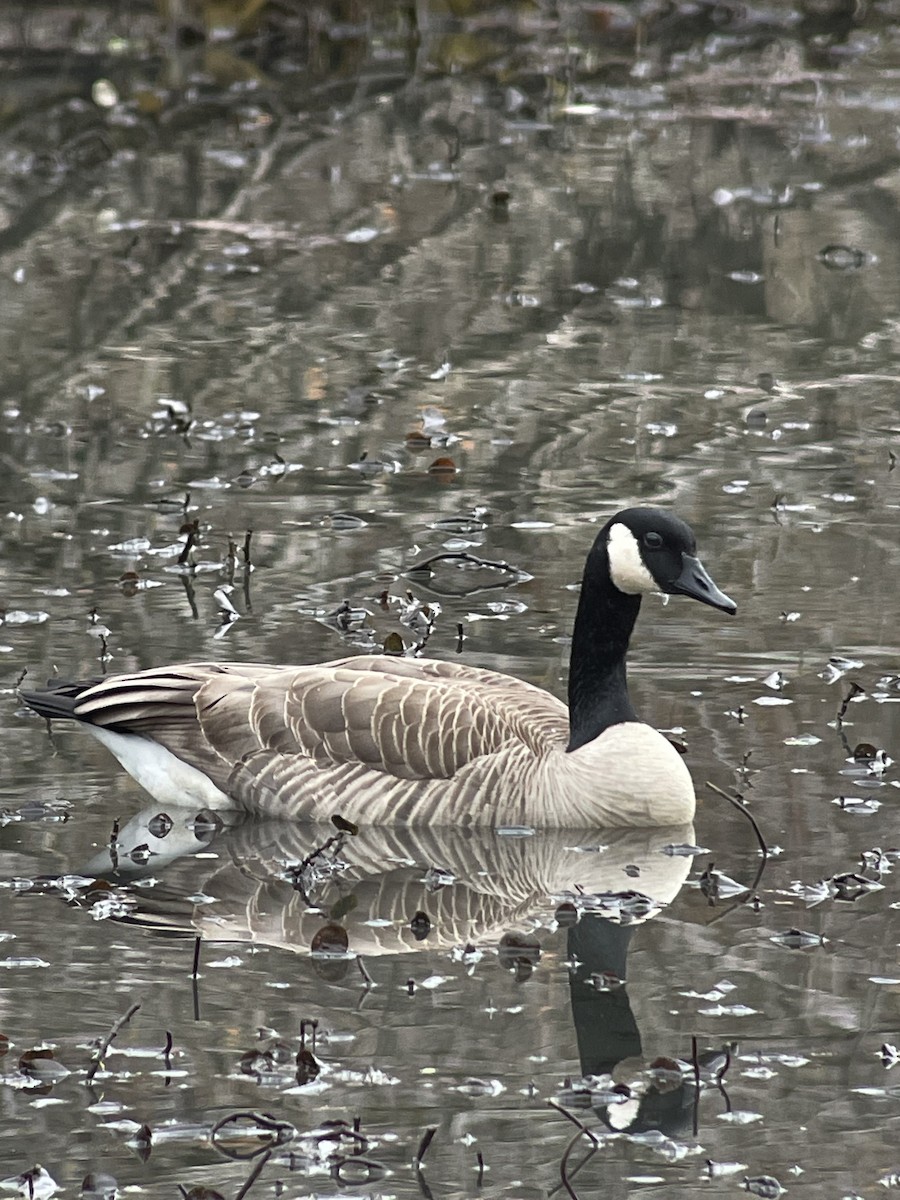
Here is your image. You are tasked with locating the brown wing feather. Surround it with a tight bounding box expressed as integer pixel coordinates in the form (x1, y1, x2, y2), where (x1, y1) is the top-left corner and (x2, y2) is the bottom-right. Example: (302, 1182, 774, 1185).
(52, 655, 568, 785)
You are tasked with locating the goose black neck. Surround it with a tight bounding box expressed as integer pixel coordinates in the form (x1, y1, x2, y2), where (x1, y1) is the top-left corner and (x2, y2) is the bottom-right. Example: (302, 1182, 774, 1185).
(567, 542, 640, 752)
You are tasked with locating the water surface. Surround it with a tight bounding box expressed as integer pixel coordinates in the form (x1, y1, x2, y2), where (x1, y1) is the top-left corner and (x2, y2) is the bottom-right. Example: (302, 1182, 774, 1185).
(3, 3, 900, 1196)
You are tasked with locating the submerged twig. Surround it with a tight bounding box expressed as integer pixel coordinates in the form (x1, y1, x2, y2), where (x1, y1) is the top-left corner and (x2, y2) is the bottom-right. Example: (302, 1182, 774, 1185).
(837, 681, 865, 726)
(546, 1100, 598, 1142)
(242, 529, 254, 612)
(211, 1111, 294, 1160)
(704, 782, 769, 916)
(414, 1126, 437, 1169)
(86, 1001, 141, 1083)
(705, 781, 768, 864)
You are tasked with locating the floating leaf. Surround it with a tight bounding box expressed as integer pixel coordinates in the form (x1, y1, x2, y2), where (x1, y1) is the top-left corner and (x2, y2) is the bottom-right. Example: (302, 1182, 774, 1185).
(770, 929, 826, 949)
(743, 1176, 785, 1198)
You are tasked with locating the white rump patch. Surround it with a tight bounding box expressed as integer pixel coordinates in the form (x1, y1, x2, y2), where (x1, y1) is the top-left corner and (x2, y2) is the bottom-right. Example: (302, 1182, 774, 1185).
(88, 726, 234, 810)
(607, 522, 658, 595)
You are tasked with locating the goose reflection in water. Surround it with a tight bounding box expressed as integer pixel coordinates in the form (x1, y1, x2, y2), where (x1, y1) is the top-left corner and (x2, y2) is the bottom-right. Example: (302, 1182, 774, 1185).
(71, 803, 713, 1139)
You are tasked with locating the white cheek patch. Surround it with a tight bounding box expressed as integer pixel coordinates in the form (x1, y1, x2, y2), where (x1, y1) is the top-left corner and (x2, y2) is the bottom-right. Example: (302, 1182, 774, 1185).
(607, 522, 658, 595)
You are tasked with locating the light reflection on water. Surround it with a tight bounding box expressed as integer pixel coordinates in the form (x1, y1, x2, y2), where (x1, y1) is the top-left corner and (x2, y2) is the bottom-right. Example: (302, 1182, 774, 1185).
(2, 3, 900, 1195)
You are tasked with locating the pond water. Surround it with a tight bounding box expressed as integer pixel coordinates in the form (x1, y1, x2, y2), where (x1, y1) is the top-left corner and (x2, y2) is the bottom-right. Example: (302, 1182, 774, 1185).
(3, 2, 900, 1196)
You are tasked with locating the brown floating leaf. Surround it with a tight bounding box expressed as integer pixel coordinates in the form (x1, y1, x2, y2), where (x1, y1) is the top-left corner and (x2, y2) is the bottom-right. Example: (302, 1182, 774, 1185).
(405, 430, 431, 451)
(382, 632, 404, 655)
(311, 923, 349, 955)
(428, 456, 457, 479)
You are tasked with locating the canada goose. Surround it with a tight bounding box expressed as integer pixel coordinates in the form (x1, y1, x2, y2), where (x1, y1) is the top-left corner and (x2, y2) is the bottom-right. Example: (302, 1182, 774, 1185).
(20, 507, 735, 828)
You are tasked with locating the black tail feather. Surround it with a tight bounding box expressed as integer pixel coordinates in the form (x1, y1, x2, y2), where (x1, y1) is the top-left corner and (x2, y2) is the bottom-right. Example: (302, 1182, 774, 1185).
(19, 680, 103, 723)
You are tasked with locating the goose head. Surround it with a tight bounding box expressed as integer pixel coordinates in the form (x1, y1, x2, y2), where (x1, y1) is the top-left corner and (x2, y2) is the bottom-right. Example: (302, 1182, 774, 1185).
(603, 507, 736, 614)
(567, 507, 735, 753)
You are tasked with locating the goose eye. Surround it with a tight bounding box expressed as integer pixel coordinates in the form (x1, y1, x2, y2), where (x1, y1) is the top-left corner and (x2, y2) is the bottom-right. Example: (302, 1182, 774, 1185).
(643, 531, 663, 550)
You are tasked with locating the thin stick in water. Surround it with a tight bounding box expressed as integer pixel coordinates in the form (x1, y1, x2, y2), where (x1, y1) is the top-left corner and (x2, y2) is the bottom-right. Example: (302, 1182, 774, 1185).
(414, 1125, 437, 1169)
(705, 781, 768, 863)
(86, 1001, 141, 1083)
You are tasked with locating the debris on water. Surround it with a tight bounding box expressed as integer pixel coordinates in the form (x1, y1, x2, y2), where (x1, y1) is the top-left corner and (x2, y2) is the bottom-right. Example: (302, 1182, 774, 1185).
(717, 1110, 762, 1125)
(788, 878, 831, 907)
(409, 911, 430, 940)
(80, 1172, 119, 1200)
(322, 512, 368, 531)
(662, 842, 710, 856)
(2, 1165, 59, 1199)
(554, 901, 578, 927)
(699, 1003, 758, 1017)
(318, 600, 371, 634)
(770, 928, 826, 949)
(589, 970, 623, 992)
(405, 550, 530, 596)
(705, 1159, 749, 1178)
(696, 864, 748, 904)
(817, 244, 867, 270)
(833, 796, 881, 815)
(879, 1043, 900, 1069)
(743, 1175, 785, 1198)
(454, 1077, 504, 1097)
(427, 359, 451, 381)
(844, 745, 893, 775)
(430, 509, 489, 536)
(428, 456, 457, 479)
(422, 866, 455, 891)
(831, 872, 884, 902)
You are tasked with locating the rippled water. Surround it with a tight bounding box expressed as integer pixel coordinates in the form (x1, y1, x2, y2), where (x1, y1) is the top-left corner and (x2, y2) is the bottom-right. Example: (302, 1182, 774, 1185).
(3, 3, 900, 1196)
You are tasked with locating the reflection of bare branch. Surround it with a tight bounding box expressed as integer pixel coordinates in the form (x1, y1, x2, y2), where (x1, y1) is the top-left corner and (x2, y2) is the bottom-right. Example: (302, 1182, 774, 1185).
(210, 1110, 295, 1160)
(405, 551, 530, 597)
(233, 1148, 273, 1200)
(414, 1126, 437, 1169)
(560, 1127, 596, 1200)
(408, 550, 524, 576)
(179, 571, 199, 620)
(547, 1100, 600, 1200)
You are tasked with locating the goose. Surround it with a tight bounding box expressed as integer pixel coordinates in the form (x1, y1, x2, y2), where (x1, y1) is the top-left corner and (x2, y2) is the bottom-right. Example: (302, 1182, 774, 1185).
(20, 507, 735, 828)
